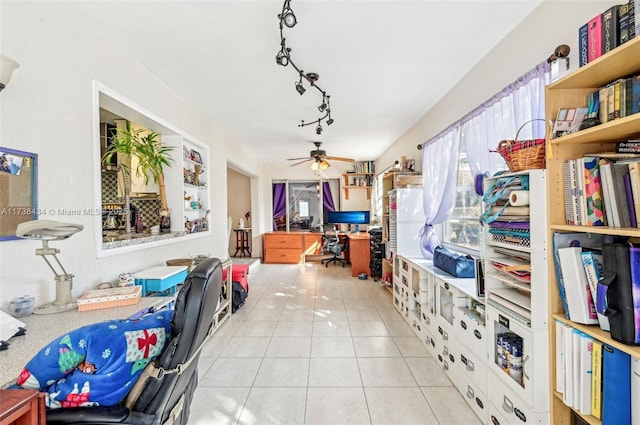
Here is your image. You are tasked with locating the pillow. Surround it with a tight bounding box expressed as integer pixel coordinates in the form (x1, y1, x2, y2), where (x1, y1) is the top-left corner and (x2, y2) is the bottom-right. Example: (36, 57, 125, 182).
(16, 310, 172, 409)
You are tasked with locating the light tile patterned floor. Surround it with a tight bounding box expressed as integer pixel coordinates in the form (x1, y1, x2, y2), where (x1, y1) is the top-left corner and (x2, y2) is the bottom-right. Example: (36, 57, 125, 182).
(188, 262, 481, 425)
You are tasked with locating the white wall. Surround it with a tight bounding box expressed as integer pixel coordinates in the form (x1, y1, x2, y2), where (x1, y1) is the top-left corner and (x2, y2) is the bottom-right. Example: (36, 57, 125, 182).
(0, 3, 263, 307)
(376, 0, 612, 173)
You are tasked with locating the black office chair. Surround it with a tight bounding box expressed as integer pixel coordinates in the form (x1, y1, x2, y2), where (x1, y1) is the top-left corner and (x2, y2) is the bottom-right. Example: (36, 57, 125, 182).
(321, 224, 347, 267)
(46, 258, 224, 425)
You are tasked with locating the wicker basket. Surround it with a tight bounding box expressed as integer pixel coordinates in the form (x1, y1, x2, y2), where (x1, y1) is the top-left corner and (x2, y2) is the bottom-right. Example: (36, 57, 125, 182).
(493, 119, 546, 172)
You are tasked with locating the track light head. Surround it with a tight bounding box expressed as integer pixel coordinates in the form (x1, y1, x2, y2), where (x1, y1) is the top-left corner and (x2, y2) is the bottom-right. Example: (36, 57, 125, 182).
(316, 124, 323, 135)
(276, 51, 289, 66)
(318, 102, 327, 112)
(326, 117, 334, 126)
(280, 1, 297, 28)
(295, 81, 306, 95)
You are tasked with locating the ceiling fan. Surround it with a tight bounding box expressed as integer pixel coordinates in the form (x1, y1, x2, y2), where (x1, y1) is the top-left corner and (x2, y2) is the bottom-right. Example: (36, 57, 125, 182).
(287, 141, 355, 170)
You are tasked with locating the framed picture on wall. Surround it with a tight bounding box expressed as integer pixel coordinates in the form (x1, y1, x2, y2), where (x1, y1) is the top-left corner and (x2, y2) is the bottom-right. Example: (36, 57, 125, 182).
(190, 149, 202, 164)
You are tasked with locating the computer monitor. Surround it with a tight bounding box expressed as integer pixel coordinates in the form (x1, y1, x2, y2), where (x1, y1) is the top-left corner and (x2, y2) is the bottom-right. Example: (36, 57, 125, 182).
(327, 210, 370, 232)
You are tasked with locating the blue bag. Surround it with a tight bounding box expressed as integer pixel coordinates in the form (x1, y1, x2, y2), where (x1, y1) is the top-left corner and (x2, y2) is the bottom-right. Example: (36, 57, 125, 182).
(433, 246, 475, 278)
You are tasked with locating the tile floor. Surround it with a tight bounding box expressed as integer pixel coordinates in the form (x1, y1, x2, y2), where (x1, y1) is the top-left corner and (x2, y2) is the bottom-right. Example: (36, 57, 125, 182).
(188, 262, 482, 425)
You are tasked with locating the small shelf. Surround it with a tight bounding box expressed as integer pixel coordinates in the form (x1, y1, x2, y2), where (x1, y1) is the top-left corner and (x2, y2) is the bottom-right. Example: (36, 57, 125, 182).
(549, 113, 640, 147)
(343, 173, 373, 200)
(552, 392, 601, 425)
(551, 313, 640, 358)
(550, 224, 640, 237)
(183, 182, 207, 189)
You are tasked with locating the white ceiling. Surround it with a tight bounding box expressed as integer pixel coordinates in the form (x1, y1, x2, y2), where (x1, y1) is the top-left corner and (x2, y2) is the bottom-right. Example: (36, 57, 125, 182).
(69, 0, 542, 163)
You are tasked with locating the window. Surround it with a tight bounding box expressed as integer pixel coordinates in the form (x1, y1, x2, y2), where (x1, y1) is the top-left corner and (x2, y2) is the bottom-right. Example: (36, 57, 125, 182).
(272, 179, 339, 232)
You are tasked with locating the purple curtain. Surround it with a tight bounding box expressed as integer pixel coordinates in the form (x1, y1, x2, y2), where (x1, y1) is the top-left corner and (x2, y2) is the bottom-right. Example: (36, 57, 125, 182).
(322, 182, 335, 212)
(272, 183, 286, 230)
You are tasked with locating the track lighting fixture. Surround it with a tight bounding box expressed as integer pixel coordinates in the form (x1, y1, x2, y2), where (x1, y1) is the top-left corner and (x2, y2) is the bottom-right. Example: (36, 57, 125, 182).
(276, 0, 335, 134)
(280, 0, 297, 28)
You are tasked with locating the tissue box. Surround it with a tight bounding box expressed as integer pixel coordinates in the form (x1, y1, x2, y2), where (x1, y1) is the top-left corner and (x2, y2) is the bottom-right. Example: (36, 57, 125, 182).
(78, 286, 142, 311)
(135, 266, 188, 296)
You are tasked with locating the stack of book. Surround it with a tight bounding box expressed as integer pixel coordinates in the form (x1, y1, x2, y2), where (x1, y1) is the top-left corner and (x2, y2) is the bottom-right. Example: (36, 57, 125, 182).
(562, 144, 640, 228)
(579, 1, 639, 67)
(555, 322, 639, 424)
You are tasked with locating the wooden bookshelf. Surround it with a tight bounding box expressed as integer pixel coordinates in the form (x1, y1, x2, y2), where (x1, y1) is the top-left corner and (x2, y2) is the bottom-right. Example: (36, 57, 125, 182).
(546, 36, 640, 425)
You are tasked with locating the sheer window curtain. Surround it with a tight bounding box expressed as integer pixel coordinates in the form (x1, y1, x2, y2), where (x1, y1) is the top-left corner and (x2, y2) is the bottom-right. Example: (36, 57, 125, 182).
(419, 60, 551, 257)
(419, 127, 462, 259)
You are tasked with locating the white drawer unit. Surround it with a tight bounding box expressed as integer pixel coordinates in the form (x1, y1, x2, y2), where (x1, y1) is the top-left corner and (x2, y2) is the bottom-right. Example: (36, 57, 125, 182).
(488, 371, 548, 425)
(435, 277, 467, 336)
(487, 401, 512, 425)
(486, 302, 549, 413)
(434, 330, 459, 385)
(456, 306, 487, 360)
(458, 342, 488, 394)
(458, 375, 489, 425)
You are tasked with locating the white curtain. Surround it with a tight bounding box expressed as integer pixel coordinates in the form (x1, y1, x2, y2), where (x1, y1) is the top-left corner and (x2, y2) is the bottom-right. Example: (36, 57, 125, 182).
(464, 62, 551, 178)
(419, 127, 462, 259)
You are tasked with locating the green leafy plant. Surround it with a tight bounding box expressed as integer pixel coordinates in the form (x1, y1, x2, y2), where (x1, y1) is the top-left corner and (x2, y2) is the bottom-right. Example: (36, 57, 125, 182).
(102, 120, 174, 211)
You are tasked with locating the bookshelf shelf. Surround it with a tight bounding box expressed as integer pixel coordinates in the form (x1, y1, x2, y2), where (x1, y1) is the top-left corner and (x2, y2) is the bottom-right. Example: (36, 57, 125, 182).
(546, 32, 640, 425)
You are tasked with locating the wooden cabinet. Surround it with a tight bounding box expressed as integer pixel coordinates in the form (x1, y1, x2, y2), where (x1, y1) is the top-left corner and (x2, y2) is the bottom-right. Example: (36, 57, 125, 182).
(0, 390, 45, 425)
(342, 173, 373, 200)
(545, 37, 640, 425)
(264, 232, 322, 264)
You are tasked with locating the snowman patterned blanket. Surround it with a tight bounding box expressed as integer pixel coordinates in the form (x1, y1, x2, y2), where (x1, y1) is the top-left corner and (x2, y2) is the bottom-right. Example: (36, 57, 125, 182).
(15, 310, 172, 409)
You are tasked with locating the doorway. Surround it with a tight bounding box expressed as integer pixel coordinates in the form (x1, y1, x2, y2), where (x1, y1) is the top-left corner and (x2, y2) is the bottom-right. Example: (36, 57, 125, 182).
(227, 167, 252, 258)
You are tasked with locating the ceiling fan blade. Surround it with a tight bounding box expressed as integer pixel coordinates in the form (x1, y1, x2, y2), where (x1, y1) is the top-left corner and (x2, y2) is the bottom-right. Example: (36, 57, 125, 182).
(324, 156, 355, 162)
(287, 156, 313, 161)
(289, 158, 314, 167)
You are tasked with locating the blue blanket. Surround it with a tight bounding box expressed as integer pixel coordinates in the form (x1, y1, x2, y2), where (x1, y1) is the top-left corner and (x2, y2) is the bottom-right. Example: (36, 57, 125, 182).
(16, 310, 172, 408)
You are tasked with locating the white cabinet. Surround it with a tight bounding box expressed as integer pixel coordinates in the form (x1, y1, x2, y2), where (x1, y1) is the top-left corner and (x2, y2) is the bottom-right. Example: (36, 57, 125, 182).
(389, 187, 424, 258)
(482, 169, 549, 422)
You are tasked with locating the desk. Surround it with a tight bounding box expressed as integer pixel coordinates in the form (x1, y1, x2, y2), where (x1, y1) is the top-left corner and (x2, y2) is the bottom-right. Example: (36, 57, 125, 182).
(346, 233, 370, 277)
(233, 228, 252, 257)
(0, 297, 165, 388)
(0, 389, 45, 424)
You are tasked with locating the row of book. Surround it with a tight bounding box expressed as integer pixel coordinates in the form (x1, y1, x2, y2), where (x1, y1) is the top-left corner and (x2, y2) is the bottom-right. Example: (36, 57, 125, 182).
(562, 149, 640, 228)
(579, 1, 639, 67)
(555, 322, 640, 424)
(350, 161, 375, 174)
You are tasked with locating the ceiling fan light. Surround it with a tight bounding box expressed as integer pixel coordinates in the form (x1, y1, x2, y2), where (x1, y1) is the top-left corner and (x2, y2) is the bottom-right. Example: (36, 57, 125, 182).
(319, 160, 330, 170)
(310, 161, 319, 171)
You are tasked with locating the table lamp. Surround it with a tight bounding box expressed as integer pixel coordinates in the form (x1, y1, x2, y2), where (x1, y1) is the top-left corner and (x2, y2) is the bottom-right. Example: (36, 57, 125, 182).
(16, 220, 84, 314)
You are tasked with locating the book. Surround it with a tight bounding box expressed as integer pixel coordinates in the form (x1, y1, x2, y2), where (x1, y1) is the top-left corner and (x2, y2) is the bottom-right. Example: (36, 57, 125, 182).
(614, 78, 623, 119)
(624, 173, 637, 227)
(628, 160, 640, 226)
(572, 330, 581, 410)
(616, 140, 640, 153)
(563, 326, 575, 407)
(603, 5, 620, 54)
(633, 357, 640, 425)
(620, 2, 633, 45)
(583, 156, 606, 226)
(579, 23, 589, 66)
(564, 160, 575, 225)
(591, 339, 603, 420)
(555, 321, 566, 393)
(553, 108, 577, 138)
(625, 78, 634, 117)
(607, 83, 616, 121)
(599, 85, 609, 124)
(632, 74, 640, 114)
(588, 13, 603, 62)
(635, 0, 640, 38)
(575, 158, 587, 225)
(600, 162, 620, 227)
(578, 332, 593, 415)
(580, 250, 610, 331)
(610, 162, 632, 227)
(557, 247, 598, 324)
(602, 344, 632, 425)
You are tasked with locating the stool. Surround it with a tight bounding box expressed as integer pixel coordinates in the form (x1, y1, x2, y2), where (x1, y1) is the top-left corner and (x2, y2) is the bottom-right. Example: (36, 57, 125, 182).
(233, 228, 252, 257)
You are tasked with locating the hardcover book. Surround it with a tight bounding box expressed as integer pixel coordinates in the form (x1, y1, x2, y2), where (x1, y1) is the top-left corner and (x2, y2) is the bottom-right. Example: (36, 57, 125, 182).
(620, 2, 632, 44)
(602, 5, 620, 53)
(557, 247, 598, 324)
(633, 74, 640, 114)
(616, 140, 640, 153)
(579, 23, 589, 66)
(583, 156, 606, 226)
(591, 340, 603, 419)
(588, 13, 603, 62)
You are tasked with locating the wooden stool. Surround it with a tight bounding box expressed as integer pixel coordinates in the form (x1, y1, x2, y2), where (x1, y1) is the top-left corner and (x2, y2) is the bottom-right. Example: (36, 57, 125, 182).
(233, 228, 252, 257)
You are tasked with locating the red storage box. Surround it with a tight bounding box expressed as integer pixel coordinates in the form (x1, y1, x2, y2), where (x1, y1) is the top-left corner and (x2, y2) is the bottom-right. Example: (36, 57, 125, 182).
(222, 264, 249, 291)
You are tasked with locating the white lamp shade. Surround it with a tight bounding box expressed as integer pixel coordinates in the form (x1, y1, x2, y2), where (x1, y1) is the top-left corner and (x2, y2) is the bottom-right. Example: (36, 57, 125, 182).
(0, 55, 20, 89)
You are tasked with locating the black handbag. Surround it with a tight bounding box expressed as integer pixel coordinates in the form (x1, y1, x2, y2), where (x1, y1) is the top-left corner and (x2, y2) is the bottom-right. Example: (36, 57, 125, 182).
(600, 243, 640, 345)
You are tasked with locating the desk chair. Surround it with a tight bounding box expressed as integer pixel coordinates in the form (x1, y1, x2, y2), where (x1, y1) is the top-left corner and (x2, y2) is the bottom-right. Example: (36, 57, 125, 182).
(46, 258, 224, 425)
(321, 224, 347, 268)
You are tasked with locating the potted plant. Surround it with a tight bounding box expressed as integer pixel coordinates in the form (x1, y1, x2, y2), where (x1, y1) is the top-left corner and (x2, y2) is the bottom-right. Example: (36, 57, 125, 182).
(102, 120, 175, 231)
